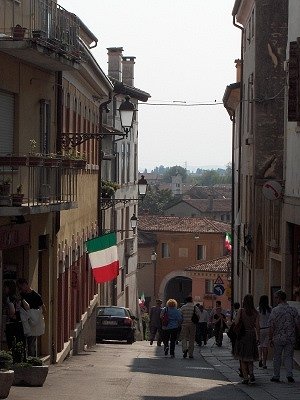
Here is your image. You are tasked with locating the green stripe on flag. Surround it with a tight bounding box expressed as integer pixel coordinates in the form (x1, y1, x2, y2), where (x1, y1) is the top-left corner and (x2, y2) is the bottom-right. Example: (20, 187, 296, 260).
(86, 233, 117, 253)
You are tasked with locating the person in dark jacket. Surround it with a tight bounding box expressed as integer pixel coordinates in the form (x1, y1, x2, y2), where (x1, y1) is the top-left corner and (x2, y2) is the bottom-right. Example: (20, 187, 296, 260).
(149, 299, 163, 346)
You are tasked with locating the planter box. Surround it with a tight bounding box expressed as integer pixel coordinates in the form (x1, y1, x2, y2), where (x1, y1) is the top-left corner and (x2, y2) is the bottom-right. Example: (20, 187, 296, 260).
(12, 194, 24, 207)
(12, 25, 26, 41)
(12, 365, 48, 387)
(0, 370, 14, 399)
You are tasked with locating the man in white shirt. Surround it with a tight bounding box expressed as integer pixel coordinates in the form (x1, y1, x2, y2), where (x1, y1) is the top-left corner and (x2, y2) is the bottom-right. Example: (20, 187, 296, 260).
(180, 296, 201, 359)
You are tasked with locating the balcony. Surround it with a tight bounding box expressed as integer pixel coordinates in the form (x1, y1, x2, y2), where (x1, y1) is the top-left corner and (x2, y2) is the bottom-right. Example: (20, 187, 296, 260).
(0, 154, 86, 215)
(0, 0, 82, 71)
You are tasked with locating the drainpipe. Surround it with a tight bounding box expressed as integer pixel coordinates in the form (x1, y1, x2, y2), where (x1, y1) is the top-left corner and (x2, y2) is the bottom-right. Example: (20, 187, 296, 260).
(233, 14, 244, 304)
(230, 111, 235, 314)
(98, 97, 112, 236)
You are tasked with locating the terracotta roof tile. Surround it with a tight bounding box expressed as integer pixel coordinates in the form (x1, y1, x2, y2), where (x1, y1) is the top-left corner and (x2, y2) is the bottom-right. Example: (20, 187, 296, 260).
(185, 255, 231, 273)
(183, 198, 231, 212)
(138, 215, 230, 233)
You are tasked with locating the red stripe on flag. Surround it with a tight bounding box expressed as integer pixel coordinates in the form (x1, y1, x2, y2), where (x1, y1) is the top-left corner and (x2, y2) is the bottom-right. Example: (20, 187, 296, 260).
(92, 260, 119, 283)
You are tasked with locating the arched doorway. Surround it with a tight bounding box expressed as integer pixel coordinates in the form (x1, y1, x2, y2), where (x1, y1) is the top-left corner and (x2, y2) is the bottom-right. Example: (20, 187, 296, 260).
(165, 276, 192, 307)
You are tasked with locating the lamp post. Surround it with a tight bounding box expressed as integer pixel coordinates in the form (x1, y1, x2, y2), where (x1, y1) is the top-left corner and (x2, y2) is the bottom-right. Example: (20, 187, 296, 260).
(118, 96, 135, 137)
(151, 250, 157, 299)
(137, 175, 148, 201)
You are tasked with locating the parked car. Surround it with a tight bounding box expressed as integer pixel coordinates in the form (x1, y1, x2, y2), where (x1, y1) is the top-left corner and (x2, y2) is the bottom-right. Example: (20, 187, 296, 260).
(96, 306, 136, 344)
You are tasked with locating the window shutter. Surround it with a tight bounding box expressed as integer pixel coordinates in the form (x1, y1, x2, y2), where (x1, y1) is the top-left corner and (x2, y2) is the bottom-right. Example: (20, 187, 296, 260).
(0, 91, 14, 154)
(288, 41, 300, 121)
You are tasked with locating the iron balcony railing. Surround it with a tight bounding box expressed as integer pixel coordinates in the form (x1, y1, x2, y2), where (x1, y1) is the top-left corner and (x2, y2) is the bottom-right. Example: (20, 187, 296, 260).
(0, 154, 86, 208)
(0, 0, 81, 61)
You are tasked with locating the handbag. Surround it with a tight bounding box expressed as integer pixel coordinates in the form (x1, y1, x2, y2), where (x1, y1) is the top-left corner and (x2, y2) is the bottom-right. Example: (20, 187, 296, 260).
(191, 306, 199, 324)
(161, 307, 169, 327)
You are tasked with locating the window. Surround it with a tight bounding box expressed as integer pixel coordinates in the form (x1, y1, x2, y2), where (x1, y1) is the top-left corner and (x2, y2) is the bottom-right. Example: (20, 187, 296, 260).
(121, 267, 125, 292)
(205, 280, 214, 294)
(0, 91, 14, 154)
(134, 144, 137, 181)
(40, 100, 50, 153)
(162, 243, 170, 258)
(121, 143, 125, 184)
(197, 245, 206, 261)
(126, 143, 130, 183)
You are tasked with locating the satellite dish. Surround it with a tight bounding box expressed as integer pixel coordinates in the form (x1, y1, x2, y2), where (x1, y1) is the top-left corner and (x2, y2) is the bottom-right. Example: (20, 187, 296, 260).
(262, 180, 282, 200)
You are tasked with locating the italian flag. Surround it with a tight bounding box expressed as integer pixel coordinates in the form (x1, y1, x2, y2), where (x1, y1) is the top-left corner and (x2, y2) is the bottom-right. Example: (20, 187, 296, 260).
(86, 233, 119, 283)
(225, 232, 232, 252)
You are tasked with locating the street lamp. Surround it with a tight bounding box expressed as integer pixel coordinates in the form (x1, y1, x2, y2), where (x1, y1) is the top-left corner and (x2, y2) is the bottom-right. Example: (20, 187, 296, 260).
(130, 214, 138, 233)
(137, 175, 148, 200)
(117, 214, 138, 234)
(119, 96, 135, 137)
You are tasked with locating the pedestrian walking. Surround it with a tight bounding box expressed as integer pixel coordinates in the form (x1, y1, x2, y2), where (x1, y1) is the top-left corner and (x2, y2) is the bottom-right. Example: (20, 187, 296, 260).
(269, 289, 300, 383)
(210, 300, 227, 347)
(234, 294, 260, 385)
(257, 295, 272, 369)
(195, 304, 209, 346)
(149, 299, 163, 346)
(2, 280, 25, 350)
(180, 296, 200, 358)
(160, 299, 182, 358)
(16, 278, 45, 357)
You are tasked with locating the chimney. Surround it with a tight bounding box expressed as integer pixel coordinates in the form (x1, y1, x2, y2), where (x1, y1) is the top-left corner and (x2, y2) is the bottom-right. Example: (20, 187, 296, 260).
(122, 56, 135, 87)
(107, 47, 123, 81)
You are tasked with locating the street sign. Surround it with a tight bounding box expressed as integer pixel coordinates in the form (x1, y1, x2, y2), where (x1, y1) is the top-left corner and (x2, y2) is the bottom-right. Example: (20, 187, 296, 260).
(213, 284, 225, 296)
(214, 275, 224, 285)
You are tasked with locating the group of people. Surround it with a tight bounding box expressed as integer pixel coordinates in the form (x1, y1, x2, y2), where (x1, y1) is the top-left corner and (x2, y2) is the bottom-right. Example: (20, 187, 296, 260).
(2, 278, 44, 357)
(149, 290, 300, 384)
(149, 296, 225, 359)
(231, 290, 300, 384)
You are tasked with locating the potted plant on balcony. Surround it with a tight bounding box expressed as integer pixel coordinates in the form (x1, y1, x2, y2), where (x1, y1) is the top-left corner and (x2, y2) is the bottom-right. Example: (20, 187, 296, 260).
(101, 180, 120, 199)
(12, 184, 24, 207)
(11, 341, 48, 387)
(0, 351, 14, 399)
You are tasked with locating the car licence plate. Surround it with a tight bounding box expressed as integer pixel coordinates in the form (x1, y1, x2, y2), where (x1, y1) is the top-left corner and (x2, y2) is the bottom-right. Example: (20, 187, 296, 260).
(102, 320, 117, 325)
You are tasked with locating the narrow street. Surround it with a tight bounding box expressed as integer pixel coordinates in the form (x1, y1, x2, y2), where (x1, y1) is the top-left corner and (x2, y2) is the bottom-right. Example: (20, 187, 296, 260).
(9, 340, 251, 400)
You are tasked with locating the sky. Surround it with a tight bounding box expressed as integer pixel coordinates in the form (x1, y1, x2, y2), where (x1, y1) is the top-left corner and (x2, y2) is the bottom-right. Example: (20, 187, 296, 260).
(58, 1, 241, 172)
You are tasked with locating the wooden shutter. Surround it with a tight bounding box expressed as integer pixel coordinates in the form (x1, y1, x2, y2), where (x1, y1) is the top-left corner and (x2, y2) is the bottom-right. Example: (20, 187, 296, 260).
(288, 41, 300, 121)
(0, 91, 14, 155)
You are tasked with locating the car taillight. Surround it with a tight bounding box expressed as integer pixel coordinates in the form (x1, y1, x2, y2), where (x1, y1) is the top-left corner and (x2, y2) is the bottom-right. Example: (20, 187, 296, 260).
(123, 317, 132, 326)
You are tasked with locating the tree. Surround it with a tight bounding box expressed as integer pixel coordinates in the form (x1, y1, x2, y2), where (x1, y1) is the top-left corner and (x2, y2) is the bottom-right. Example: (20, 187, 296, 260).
(138, 187, 175, 215)
(162, 165, 187, 183)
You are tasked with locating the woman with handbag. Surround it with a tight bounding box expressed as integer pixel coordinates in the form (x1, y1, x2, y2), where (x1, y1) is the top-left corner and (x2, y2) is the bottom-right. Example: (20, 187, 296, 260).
(160, 299, 182, 358)
(234, 294, 260, 385)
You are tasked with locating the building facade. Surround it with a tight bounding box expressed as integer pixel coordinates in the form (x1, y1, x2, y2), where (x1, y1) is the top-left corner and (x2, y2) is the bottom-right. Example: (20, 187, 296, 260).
(225, 0, 288, 305)
(137, 215, 230, 308)
(0, 0, 149, 362)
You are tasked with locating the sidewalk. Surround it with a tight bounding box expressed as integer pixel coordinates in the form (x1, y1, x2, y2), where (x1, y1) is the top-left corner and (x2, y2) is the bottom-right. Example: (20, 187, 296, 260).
(201, 335, 300, 400)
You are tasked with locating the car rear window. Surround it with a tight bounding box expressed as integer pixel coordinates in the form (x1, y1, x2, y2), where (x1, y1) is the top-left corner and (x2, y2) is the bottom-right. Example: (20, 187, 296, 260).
(97, 307, 126, 317)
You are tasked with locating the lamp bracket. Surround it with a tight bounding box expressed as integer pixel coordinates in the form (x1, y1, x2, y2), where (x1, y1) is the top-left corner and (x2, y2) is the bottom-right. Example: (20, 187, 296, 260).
(61, 131, 126, 149)
(100, 197, 139, 210)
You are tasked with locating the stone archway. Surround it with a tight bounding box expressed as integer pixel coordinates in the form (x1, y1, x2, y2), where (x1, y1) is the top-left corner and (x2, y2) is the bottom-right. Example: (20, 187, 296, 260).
(158, 270, 192, 306)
